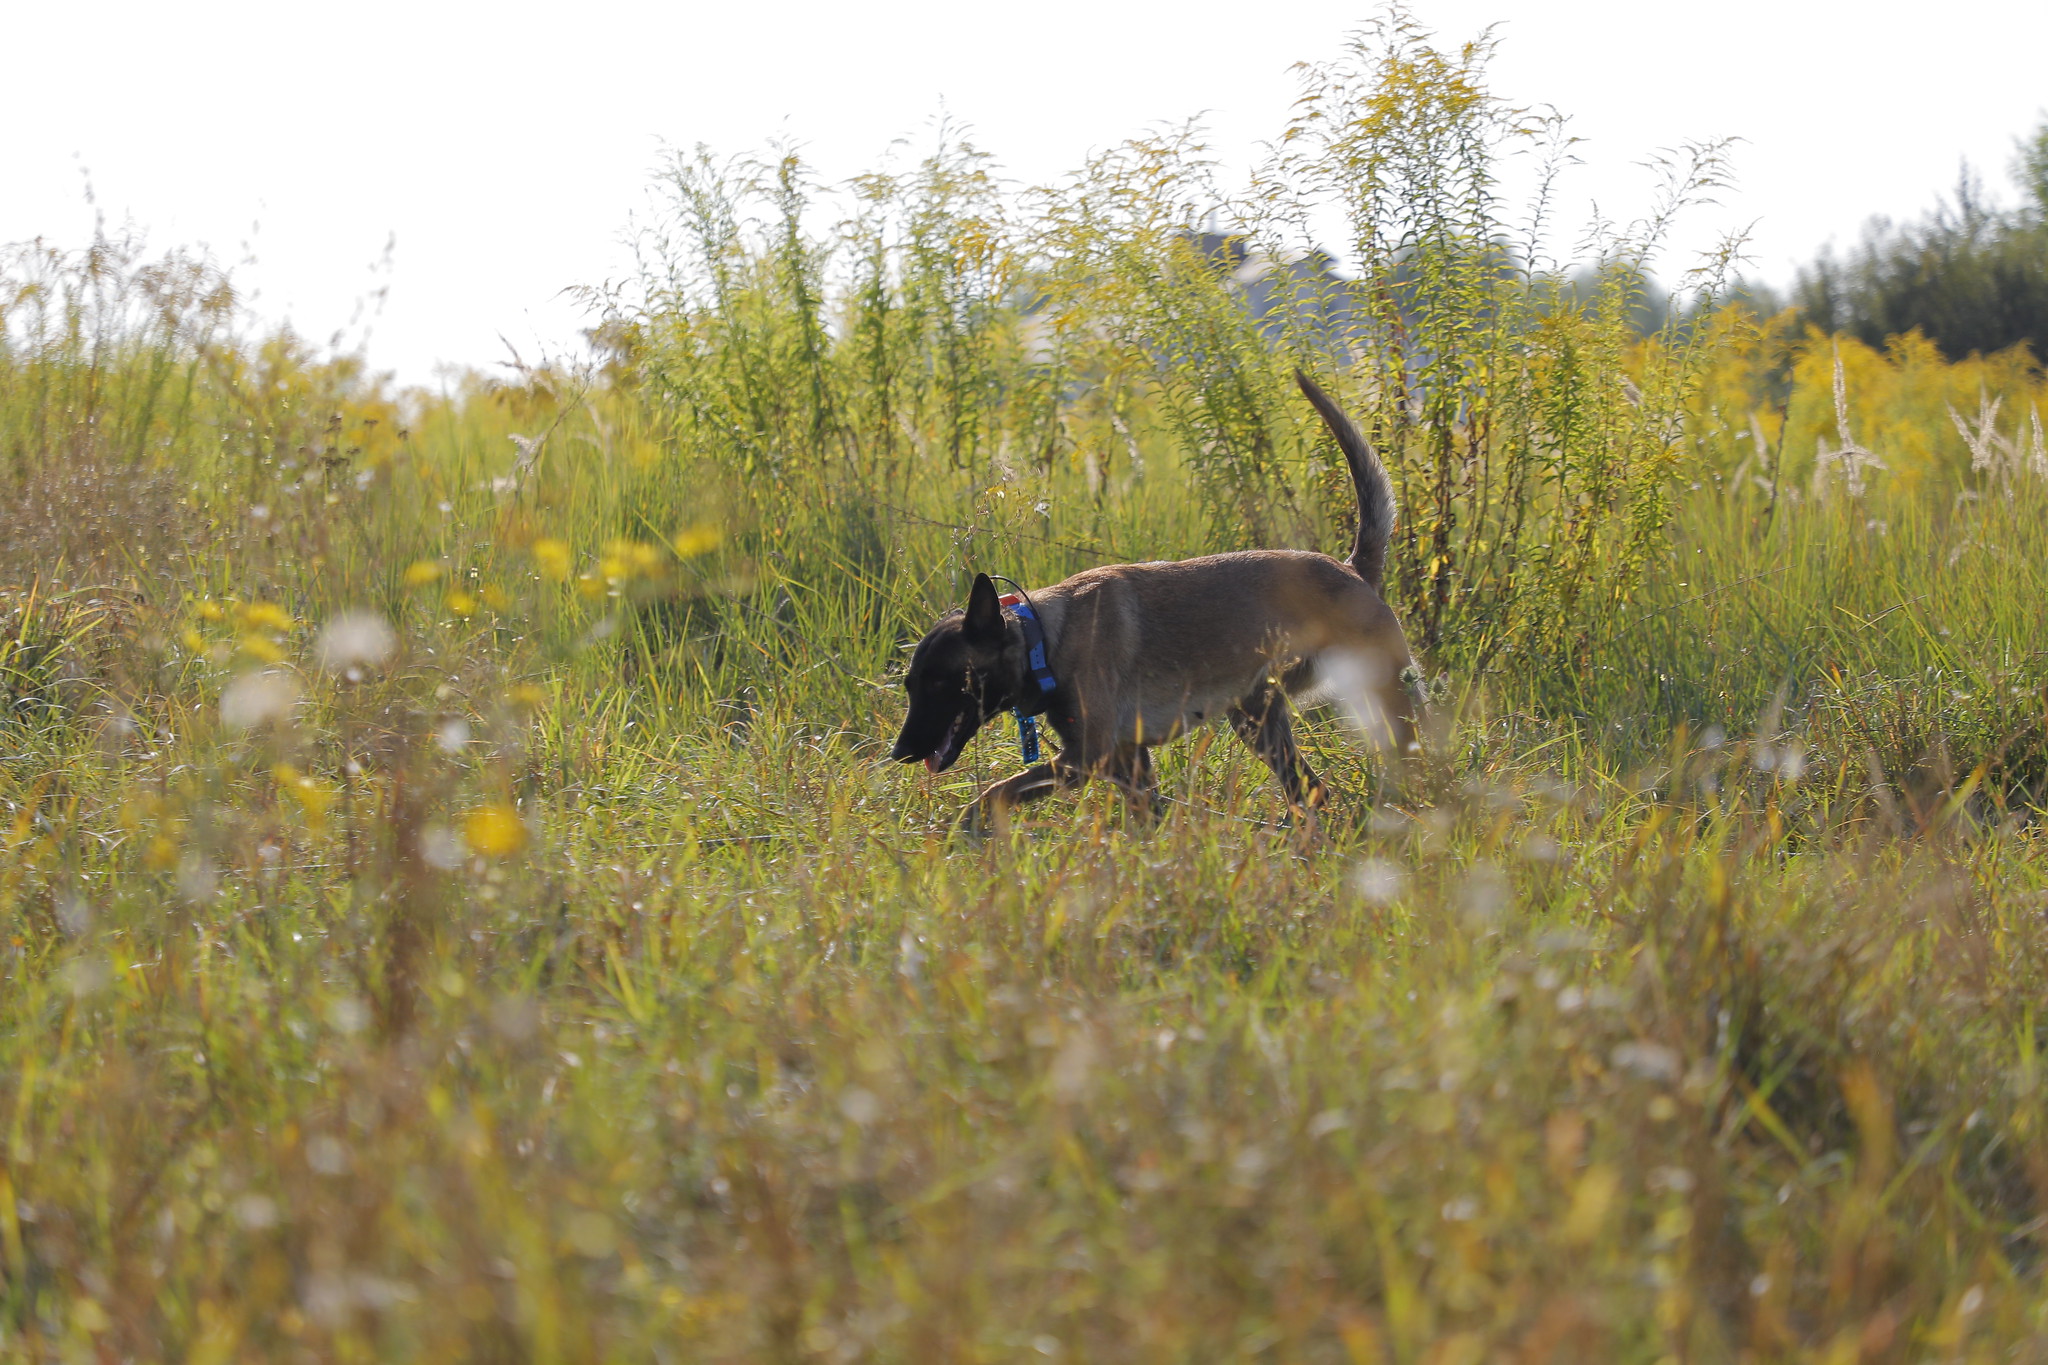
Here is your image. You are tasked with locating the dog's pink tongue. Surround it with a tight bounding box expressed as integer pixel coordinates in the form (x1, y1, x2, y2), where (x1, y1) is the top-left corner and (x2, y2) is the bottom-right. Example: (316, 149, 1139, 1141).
(924, 755, 940, 773)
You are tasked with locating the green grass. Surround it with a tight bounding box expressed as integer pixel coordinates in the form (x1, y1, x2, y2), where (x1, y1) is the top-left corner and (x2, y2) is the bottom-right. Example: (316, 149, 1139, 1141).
(8, 618, 2048, 1360)
(5, 349, 2047, 1359)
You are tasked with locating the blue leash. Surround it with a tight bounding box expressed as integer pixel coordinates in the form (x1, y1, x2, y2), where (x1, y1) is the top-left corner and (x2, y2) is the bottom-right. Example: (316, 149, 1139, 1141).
(1017, 712, 1042, 764)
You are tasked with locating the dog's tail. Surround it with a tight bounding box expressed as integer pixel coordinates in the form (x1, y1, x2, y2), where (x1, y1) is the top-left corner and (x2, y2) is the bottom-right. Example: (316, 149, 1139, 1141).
(1294, 369, 1396, 593)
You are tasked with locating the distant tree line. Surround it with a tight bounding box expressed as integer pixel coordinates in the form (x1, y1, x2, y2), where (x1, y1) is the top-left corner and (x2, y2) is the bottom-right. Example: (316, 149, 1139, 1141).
(1786, 120, 2048, 360)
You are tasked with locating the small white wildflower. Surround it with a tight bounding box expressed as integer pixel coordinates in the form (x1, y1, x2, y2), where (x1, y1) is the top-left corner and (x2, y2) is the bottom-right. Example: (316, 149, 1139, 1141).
(315, 611, 396, 672)
(1049, 1032, 1096, 1102)
(61, 957, 110, 997)
(235, 1194, 279, 1229)
(221, 669, 301, 731)
(435, 718, 471, 755)
(1649, 1166, 1696, 1193)
(1460, 862, 1510, 925)
(305, 1136, 349, 1176)
(326, 996, 369, 1035)
(839, 1087, 882, 1126)
(176, 853, 219, 905)
(1753, 744, 1804, 780)
(1350, 858, 1404, 906)
(419, 824, 464, 871)
(1611, 1041, 1682, 1083)
(55, 892, 94, 938)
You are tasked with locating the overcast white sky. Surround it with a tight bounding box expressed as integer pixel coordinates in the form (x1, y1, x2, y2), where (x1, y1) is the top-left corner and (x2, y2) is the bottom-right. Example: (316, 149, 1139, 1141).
(7, 1, 2044, 388)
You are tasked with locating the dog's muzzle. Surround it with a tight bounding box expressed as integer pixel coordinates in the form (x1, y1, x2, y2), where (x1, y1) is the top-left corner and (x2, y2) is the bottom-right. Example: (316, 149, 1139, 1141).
(892, 709, 971, 773)
(923, 711, 970, 772)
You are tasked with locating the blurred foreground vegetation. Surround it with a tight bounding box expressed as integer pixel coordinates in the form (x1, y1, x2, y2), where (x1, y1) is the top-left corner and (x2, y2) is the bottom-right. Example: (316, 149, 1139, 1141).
(4, 14, 2048, 1363)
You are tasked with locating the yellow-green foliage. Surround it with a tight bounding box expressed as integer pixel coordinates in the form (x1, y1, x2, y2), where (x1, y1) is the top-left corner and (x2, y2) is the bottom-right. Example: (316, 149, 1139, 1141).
(608, 20, 1743, 682)
(6, 15, 2048, 1363)
(1689, 308, 2048, 494)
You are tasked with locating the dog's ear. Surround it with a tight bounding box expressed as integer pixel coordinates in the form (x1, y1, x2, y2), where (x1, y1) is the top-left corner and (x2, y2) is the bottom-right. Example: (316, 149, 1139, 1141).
(963, 573, 1004, 643)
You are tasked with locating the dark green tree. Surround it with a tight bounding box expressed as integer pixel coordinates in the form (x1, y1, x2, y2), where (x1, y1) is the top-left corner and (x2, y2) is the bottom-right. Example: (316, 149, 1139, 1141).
(1794, 119, 2048, 360)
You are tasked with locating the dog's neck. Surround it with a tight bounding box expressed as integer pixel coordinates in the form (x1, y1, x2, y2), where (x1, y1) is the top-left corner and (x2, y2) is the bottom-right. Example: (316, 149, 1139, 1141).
(999, 593, 1062, 718)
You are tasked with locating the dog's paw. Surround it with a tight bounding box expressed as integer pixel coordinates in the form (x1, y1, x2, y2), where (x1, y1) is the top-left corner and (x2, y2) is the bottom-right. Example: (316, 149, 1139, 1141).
(950, 801, 994, 841)
(1273, 810, 1321, 839)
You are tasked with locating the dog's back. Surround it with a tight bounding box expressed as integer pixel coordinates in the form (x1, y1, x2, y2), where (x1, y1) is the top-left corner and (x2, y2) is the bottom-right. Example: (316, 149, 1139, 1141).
(1027, 546, 1410, 748)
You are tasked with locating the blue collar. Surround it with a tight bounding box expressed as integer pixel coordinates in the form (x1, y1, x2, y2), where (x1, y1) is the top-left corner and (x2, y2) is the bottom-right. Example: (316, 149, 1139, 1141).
(998, 592, 1059, 709)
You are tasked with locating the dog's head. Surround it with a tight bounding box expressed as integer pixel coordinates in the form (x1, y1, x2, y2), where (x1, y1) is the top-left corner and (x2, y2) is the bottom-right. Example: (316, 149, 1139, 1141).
(891, 572, 1017, 773)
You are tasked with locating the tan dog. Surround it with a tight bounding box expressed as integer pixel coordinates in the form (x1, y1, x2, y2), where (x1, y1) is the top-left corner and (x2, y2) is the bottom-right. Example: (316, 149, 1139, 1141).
(890, 370, 1418, 828)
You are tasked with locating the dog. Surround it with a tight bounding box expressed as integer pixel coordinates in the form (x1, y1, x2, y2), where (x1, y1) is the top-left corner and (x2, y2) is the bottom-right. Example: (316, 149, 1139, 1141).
(890, 369, 1418, 829)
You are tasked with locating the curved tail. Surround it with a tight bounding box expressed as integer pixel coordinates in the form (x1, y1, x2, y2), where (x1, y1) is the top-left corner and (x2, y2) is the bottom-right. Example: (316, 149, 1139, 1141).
(1294, 369, 1396, 593)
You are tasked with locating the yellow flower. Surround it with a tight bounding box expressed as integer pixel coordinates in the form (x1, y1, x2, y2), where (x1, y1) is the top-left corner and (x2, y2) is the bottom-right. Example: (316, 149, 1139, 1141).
(479, 583, 510, 612)
(238, 633, 287, 663)
(181, 628, 206, 653)
(508, 683, 547, 711)
(143, 835, 179, 871)
(672, 524, 723, 559)
(274, 763, 337, 835)
(604, 538, 665, 578)
(404, 560, 445, 588)
(445, 589, 478, 618)
(196, 600, 227, 623)
(531, 538, 572, 582)
(1561, 1165, 1620, 1245)
(237, 601, 293, 631)
(575, 573, 607, 599)
(462, 804, 529, 857)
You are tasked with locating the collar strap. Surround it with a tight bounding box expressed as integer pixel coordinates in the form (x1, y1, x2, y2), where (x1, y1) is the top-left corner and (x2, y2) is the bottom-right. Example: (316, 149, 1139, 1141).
(997, 591, 1059, 709)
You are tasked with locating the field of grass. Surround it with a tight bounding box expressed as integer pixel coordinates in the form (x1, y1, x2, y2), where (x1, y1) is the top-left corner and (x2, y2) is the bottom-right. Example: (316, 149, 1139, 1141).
(7, 19, 2048, 1364)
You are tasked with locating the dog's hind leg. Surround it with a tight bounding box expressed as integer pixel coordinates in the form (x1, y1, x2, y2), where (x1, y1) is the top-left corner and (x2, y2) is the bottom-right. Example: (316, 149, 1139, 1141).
(1229, 683, 1329, 821)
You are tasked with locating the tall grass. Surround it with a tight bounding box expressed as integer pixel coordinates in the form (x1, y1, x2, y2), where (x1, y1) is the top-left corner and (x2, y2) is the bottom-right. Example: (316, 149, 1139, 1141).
(4, 9, 2048, 1361)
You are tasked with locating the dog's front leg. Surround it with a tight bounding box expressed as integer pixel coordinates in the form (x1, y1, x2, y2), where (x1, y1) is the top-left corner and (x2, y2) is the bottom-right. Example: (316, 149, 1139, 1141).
(954, 760, 1083, 834)
(1101, 743, 1166, 823)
